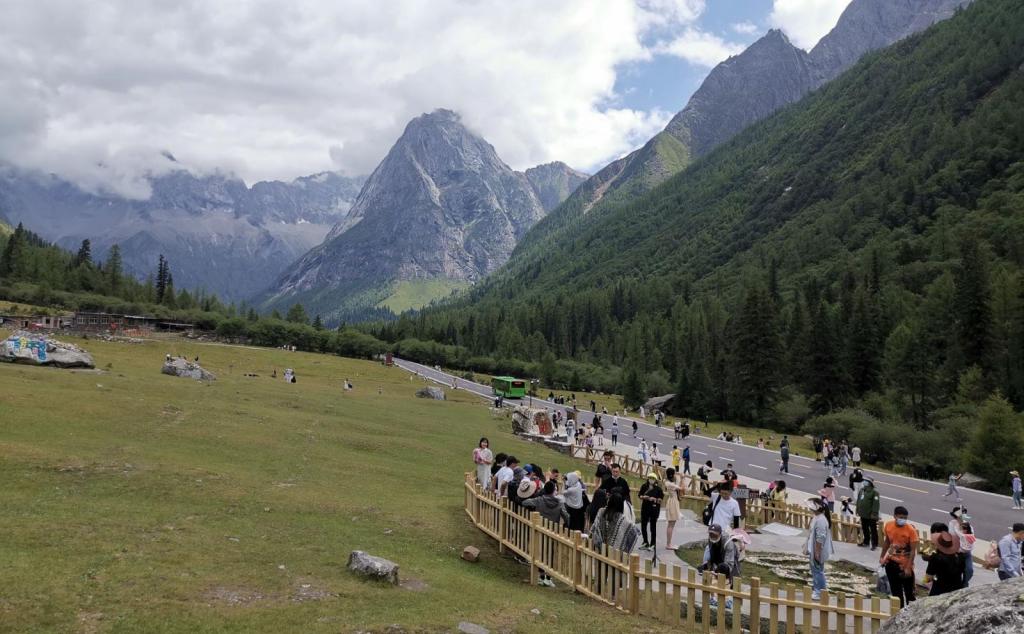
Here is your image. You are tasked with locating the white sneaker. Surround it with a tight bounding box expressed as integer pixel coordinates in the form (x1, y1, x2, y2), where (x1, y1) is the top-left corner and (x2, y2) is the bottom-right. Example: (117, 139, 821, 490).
(811, 591, 821, 601)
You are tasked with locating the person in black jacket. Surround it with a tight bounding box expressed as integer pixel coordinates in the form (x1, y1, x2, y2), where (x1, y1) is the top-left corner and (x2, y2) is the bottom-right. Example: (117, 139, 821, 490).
(638, 473, 664, 553)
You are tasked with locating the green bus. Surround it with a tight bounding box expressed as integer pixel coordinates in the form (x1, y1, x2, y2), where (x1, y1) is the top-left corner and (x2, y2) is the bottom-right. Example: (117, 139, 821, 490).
(492, 376, 527, 398)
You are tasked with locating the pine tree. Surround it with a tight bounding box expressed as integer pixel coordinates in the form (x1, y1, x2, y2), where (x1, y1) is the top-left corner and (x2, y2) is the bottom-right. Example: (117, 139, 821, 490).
(729, 287, 782, 421)
(75, 239, 92, 267)
(312, 314, 324, 330)
(286, 303, 309, 324)
(106, 244, 123, 294)
(954, 236, 993, 372)
(162, 272, 176, 308)
(0, 222, 27, 277)
(847, 286, 880, 395)
(805, 300, 849, 413)
(155, 255, 169, 304)
(966, 394, 1024, 488)
(621, 365, 646, 409)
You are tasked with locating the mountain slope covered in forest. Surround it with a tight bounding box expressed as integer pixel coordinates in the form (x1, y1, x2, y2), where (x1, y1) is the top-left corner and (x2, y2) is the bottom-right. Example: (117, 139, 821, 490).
(384, 0, 1024, 449)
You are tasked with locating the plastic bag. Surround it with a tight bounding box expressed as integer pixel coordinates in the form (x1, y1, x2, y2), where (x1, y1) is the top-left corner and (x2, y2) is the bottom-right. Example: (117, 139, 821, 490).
(875, 567, 890, 595)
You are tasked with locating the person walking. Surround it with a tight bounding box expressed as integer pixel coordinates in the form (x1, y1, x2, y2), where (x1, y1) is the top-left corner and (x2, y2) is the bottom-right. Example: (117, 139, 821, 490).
(942, 472, 963, 501)
(473, 437, 493, 491)
(851, 444, 861, 467)
(948, 506, 976, 587)
(881, 506, 919, 608)
(638, 473, 663, 554)
(664, 468, 682, 550)
(631, 416, 638, 439)
(709, 483, 742, 536)
(638, 438, 649, 465)
(997, 523, 1024, 580)
(1012, 470, 1022, 510)
(682, 445, 691, 475)
(779, 442, 790, 474)
(610, 420, 619, 446)
(819, 477, 837, 513)
(806, 498, 834, 601)
(857, 479, 880, 550)
(671, 445, 681, 472)
(849, 467, 865, 500)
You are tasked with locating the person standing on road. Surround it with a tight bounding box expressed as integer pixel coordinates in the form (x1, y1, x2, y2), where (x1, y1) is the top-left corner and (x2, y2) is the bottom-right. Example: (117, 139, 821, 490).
(1011, 470, 1022, 509)
(881, 506, 919, 608)
(682, 445, 691, 475)
(942, 472, 963, 501)
(849, 467, 864, 500)
(997, 523, 1024, 580)
(630, 416, 638, 439)
(671, 445, 681, 472)
(638, 438, 649, 465)
(779, 442, 790, 474)
(806, 498, 834, 601)
(851, 445, 862, 467)
(611, 421, 619, 446)
(856, 479, 880, 550)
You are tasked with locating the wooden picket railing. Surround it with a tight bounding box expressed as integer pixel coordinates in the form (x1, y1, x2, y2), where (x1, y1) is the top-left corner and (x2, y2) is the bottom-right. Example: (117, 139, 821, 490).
(567, 446, 935, 548)
(466, 474, 896, 633)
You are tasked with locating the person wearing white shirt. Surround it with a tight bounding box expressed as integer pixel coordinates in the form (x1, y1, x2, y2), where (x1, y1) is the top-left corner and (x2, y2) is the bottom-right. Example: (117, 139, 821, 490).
(709, 484, 742, 535)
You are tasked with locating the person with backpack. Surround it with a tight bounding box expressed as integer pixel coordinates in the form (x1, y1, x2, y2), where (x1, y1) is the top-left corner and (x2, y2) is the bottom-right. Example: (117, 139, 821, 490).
(705, 482, 741, 536)
(996, 523, 1024, 581)
(948, 506, 976, 587)
(857, 479, 880, 550)
(806, 498, 835, 601)
(779, 442, 789, 474)
(698, 524, 740, 581)
(682, 445, 691, 475)
(697, 460, 713, 496)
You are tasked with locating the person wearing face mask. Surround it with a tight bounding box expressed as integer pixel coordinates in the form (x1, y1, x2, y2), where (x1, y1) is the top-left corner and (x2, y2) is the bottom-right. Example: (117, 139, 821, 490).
(881, 506, 918, 608)
(698, 524, 740, 581)
(805, 498, 834, 601)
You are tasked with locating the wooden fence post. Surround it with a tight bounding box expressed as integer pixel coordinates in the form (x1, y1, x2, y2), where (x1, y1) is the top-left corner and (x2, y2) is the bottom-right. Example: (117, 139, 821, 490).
(628, 553, 641, 615)
(498, 498, 508, 554)
(749, 577, 761, 634)
(529, 512, 540, 585)
(571, 531, 582, 589)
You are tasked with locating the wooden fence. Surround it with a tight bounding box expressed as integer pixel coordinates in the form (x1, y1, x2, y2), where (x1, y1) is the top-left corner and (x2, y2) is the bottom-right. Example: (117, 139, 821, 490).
(466, 474, 896, 633)
(567, 446, 934, 548)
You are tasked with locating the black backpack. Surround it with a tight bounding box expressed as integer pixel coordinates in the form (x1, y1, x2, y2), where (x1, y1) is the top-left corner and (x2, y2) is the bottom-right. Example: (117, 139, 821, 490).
(702, 494, 722, 526)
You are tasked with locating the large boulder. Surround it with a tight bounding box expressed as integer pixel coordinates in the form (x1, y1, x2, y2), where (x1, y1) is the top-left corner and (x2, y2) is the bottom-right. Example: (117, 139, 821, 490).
(643, 393, 676, 413)
(878, 577, 1024, 634)
(415, 386, 446, 400)
(347, 550, 399, 585)
(1, 332, 94, 369)
(161, 358, 216, 381)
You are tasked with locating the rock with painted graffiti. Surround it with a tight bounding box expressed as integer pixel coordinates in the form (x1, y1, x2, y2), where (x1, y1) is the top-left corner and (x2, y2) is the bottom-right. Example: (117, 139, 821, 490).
(0, 332, 94, 369)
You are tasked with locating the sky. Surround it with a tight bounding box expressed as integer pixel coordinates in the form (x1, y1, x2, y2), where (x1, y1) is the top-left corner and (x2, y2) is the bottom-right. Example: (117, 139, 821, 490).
(0, 0, 852, 199)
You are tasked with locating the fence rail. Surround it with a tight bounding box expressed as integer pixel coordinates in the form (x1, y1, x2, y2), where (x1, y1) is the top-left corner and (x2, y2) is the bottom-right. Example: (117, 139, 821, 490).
(567, 446, 933, 548)
(465, 473, 896, 633)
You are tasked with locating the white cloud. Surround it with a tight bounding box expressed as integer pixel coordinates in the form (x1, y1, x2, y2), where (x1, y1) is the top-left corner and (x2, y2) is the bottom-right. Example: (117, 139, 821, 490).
(0, 0, 698, 198)
(656, 28, 746, 68)
(731, 21, 759, 35)
(769, 0, 852, 50)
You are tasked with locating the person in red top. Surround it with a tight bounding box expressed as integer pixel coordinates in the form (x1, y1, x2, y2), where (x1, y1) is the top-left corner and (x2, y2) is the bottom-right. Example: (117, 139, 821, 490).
(881, 506, 919, 607)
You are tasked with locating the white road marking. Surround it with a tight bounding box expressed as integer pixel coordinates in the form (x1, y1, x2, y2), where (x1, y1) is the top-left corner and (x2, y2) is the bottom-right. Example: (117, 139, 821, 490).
(709, 444, 734, 451)
(931, 508, 950, 514)
(692, 450, 707, 456)
(874, 481, 929, 494)
(880, 495, 903, 502)
(719, 456, 734, 463)
(784, 473, 806, 479)
(748, 464, 767, 470)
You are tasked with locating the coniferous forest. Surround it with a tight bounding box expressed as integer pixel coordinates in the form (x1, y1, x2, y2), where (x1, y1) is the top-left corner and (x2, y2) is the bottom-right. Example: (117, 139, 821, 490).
(367, 0, 1024, 483)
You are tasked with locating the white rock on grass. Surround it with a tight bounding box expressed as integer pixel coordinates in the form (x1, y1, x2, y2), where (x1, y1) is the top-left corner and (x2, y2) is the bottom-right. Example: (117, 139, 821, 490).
(347, 550, 400, 585)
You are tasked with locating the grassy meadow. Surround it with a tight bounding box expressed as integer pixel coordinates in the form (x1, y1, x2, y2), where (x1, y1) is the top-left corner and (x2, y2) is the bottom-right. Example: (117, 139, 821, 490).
(0, 331, 680, 633)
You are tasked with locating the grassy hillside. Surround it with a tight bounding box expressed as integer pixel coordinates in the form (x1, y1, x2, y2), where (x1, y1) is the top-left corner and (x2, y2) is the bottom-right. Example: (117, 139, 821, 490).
(378, 278, 471, 313)
(0, 333, 669, 632)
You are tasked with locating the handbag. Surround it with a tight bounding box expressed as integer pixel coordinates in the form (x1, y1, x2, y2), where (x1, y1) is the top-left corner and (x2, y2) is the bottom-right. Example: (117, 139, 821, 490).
(702, 495, 722, 526)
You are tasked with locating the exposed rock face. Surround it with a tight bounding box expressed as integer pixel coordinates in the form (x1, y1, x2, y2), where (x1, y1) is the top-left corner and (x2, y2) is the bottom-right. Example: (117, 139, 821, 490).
(265, 110, 583, 319)
(544, 0, 970, 223)
(161, 358, 216, 381)
(1, 333, 94, 369)
(415, 386, 446, 400)
(878, 576, 1024, 634)
(523, 162, 587, 212)
(0, 163, 364, 301)
(347, 550, 400, 585)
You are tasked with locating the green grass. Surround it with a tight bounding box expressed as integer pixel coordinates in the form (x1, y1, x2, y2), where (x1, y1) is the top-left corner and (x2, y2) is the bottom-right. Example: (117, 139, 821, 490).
(0, 300, 63, 316)
(378, 279, 470, 313)
(0, 330, 682, 633)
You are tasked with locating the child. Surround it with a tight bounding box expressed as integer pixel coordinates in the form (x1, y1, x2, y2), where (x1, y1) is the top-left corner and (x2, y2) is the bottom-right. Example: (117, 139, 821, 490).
(840, 496, 855, 521)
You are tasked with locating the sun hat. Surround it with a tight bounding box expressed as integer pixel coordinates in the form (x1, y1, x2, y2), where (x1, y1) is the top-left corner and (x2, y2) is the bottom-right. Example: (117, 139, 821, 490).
(931, 531, 959, 556)
(646, 472, 659, 482)
(1011, 470, 1020, 476)
(517, 478, 538, 499)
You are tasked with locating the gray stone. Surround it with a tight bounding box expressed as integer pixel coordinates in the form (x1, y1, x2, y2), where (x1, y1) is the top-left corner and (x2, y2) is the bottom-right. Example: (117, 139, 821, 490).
(878, 577, 1024, 634)
(643, 394, 676, 413)
(0, 332, 94, 369)
(457, 622, 489, 634)
(415, 386, 445, 400)
(461, 546, 480, 563)
(161, 358, 216, 381)
(347, 550, 399, 585)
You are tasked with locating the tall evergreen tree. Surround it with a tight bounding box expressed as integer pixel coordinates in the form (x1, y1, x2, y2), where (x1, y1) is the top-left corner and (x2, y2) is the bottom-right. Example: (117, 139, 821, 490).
(847, 286, 881, 395)
(155, 255, 169, 304)
(729, 287, 782, 421)
(312, 314, 324, 330)
(75, 239, 92, 268)
(286, 303, 309, 324)
(805, 301, 849, 413)
(106, 244, 123, 294)
(954, 236, 993, 372)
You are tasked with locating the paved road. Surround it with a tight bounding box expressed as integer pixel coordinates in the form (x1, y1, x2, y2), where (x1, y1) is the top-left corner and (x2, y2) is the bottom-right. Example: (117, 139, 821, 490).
(396, 358, 1021, 541)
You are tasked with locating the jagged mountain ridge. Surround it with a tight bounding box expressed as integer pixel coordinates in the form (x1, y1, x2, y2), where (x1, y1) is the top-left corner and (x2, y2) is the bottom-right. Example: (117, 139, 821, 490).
(0, 165, 364, 301)
(516, 0, 970, 256)
(262, 109, 585, 320)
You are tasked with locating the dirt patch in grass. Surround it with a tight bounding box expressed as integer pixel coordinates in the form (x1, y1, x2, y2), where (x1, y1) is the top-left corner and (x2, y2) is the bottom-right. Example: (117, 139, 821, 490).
(202, 586, 268, 607)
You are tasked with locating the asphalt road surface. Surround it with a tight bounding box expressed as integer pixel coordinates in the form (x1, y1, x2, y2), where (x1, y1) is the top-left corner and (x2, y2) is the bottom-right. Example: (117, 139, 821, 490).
(396, 357, 1022, 542)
